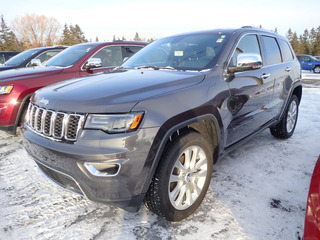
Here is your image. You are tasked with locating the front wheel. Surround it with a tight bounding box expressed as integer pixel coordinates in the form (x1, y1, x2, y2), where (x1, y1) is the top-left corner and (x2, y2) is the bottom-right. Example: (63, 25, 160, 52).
(270, 95, 299, 139)
(144, 131, 213, 221)
(313, 66, 320, 73)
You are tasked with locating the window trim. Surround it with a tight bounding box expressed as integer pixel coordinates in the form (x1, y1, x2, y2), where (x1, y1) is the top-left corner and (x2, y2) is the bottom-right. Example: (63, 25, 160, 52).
(26, 49, 64, 67)
(259, 35, 282, 67)
(81, 44, 144, 71)
(277, 38, 295, 63)
(226, 33, 262, 71)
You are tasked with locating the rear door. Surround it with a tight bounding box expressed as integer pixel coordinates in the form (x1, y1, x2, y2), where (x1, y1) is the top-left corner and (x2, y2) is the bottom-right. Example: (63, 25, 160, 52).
(269, 38, 297, 117)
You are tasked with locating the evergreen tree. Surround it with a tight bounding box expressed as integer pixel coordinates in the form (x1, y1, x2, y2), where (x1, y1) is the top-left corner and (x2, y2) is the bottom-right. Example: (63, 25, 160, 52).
(60, 24, 72, 45)
(286, 28, 294, 43)
(134, 32, 142, 41)
(112, 35, 116, 42)
(0, 15, 20, 51)
(95, 36, 99, 42)
(60, 24, 87, 45)
(301, 29, 311, 55)
(291, 32, 301, 54)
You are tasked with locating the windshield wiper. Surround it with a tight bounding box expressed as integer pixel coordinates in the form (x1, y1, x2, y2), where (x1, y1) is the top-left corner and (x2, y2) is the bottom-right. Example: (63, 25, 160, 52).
(136, 66, 177, 71)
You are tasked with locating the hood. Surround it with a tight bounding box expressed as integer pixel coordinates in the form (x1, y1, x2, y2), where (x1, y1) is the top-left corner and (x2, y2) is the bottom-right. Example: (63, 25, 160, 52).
(33, 69, 206, 113)
(0, 66, 63, 82)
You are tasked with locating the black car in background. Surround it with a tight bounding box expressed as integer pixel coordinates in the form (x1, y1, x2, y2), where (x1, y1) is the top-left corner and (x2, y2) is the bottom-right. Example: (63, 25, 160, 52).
(0, 51, 21, 64)
(0, 46, 66, 71)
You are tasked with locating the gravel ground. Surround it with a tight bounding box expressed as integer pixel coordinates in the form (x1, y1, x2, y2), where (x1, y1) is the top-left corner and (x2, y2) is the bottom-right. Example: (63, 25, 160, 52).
(0, 73, 320, 240)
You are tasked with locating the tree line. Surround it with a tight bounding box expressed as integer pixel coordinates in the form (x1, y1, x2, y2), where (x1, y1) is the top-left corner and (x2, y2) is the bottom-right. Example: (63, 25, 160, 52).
(0, 14, 88, 51)
(1, 13, 320, 56)
(286, 27, 320, 56)
(0, 14, 153, 52)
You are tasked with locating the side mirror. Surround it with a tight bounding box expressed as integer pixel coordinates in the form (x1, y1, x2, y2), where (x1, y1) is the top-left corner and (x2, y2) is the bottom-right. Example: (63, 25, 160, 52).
(30, 58, 42, 67)
(84, 58, 102, 70)
(228, 53, 262, 74)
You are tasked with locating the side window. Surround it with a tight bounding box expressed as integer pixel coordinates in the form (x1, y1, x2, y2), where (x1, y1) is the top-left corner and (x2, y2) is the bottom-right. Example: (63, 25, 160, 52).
(278, 39, 294, 62)
(301, 56, 308, 61)
(0, 54, 5, 64)
(92, 46, 123, 67)
(123, 46, 143, 58)
(229, 35, 261, 67)
(261, 36, 281, 65)
(36, 50, 62, 62)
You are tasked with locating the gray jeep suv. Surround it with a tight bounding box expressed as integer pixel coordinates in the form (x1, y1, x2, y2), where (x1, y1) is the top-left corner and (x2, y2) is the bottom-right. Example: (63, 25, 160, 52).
(21, 27, 302, 221)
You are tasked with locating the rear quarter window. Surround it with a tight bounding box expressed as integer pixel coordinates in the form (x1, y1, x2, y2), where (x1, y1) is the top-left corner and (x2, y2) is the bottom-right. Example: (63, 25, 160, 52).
(278, 39, 294, 62)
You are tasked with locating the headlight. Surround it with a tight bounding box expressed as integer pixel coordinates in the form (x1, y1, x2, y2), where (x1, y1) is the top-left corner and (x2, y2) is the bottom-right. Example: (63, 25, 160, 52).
(0, 85, 13, 95)
(84, 112, 144, 133)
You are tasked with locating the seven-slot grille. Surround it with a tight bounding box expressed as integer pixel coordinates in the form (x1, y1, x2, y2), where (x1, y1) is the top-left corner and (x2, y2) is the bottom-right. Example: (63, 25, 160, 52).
(26, 103, 85, 141)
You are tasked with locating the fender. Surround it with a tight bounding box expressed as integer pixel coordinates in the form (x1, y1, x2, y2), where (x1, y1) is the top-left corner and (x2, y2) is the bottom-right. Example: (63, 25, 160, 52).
(275, 81, 302, 124)
(14, 93, 33, 130)
(140, 104, 223, 195)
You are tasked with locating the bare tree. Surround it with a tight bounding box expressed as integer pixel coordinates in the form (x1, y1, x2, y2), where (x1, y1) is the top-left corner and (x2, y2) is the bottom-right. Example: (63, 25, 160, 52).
(11, 14, 61, 49)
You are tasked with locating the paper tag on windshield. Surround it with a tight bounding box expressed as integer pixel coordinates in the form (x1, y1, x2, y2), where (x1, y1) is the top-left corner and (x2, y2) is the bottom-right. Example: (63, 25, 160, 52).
(174, 51, 183, 56)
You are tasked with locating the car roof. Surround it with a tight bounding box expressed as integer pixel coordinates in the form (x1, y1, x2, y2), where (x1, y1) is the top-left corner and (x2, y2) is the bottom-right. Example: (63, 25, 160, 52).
(72, 41, 148, 48)
(161, 26, 286, 41)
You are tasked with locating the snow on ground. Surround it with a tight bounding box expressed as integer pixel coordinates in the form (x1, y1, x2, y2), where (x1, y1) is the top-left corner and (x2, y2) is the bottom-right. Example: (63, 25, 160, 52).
(1, 73, 320, 240)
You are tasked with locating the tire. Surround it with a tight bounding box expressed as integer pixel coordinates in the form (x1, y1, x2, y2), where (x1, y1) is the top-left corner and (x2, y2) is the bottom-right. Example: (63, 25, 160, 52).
(144, 131, 213, 221)
(313, 66, 320, 74)
(270, 95, 299, 139)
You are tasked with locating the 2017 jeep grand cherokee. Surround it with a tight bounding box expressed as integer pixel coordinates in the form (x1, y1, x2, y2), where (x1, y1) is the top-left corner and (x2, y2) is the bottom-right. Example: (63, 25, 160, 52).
(21, 27, 302, 221)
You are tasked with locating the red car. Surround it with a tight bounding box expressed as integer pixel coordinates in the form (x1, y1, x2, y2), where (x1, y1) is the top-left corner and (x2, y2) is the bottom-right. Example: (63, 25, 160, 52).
(0, 41, 146, 133)
(304, 155, 320, 239)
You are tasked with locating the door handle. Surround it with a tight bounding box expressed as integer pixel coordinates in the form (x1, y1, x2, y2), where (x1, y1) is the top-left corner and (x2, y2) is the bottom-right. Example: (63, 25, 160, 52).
(261, 73, 270, 79)
(285, 67, 291, 72)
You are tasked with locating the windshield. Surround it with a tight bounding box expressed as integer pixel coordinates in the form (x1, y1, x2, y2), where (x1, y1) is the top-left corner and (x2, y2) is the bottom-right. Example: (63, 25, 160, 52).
(310, 55, 319, 61)
(122, 32, 230, 71)
(4, 49, 40, 66)
(44, 44, 95, 67)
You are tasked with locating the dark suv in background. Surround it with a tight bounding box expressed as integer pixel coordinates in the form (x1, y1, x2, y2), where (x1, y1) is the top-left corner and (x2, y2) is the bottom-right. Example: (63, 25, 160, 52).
(22, 27, 302, 221)
(0, 41, 146, 133)
(0, 46, 66, 71)
(0, 51, 21, 64)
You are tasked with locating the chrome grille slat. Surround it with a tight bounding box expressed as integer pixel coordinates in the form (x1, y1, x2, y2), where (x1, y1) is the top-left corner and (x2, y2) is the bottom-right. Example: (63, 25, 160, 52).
(26, 103, 84, 141)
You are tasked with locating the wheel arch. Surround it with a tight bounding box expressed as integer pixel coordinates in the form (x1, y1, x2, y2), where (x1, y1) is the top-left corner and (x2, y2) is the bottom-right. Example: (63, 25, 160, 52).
(14, 93, 33, 130)
(141, 110, 222, 194)
(292, 84, 302, 104)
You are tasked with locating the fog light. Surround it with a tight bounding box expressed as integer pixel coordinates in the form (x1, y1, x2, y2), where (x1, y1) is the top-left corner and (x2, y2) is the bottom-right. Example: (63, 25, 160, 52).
(84, 162, 121, 177)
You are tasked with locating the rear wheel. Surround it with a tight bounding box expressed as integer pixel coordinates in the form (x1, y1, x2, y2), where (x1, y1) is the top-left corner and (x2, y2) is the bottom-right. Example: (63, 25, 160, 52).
(144, 131, 213, 221)
(313, 66, 320, 73)
(270, 95, 299, 139)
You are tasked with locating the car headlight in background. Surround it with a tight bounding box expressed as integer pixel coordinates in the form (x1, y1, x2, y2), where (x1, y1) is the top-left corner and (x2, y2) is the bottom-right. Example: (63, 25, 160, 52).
(84, 112, 144, 133)
(0, 85, 13, 95)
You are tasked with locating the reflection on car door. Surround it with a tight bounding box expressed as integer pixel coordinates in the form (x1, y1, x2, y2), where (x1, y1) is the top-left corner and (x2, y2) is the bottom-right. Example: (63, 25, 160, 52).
(226, 34, 275, 146)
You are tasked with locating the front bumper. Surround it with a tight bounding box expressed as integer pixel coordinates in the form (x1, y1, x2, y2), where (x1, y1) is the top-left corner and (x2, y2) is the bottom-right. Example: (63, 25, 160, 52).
(21, 123, 159, 212)
(0, 101, 18, 126)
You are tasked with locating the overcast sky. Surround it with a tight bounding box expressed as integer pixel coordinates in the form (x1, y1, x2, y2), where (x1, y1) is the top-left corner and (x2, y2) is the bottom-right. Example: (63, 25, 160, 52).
(1, 0, 319, 42)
